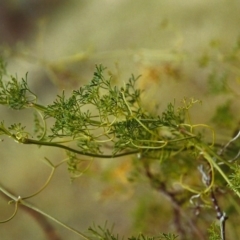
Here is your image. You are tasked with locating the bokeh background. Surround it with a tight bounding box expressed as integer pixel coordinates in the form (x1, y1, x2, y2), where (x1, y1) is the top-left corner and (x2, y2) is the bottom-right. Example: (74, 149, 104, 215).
(1, 0, 240, 239)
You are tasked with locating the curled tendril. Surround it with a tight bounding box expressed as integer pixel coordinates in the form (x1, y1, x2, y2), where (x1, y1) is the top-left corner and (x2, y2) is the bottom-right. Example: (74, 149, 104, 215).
(21, 157, 67, 200)
(21, 167, 55, 201)
(130, 139, 168, 149)
(180, 123, 216, 147)
(179, 175, 201, 194)
(179, 150, 215, 198)
(0, 196, 20, 223)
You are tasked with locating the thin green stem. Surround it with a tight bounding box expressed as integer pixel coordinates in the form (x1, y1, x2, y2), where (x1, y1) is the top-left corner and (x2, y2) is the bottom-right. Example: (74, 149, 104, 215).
(120, 88, 132, 115)
(24, 201, 90, 240)
(18, 137, 139, 158)
(134, 117, 156, 136)
(0, 184, 90, 240)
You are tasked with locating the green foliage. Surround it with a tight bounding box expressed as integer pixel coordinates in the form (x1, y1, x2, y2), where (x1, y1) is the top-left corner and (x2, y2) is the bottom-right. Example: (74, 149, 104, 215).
(88, 223, 178, 240)
(0, 59, 36, 109)
(1, 56, 240, 240)
(0, 62, 193, 170)
(207, 223, 221, 240)
(228, 163, 240, 196)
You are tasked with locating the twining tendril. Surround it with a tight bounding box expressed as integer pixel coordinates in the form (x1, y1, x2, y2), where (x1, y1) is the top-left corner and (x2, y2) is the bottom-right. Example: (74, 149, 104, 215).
(0, 196, 20, 223)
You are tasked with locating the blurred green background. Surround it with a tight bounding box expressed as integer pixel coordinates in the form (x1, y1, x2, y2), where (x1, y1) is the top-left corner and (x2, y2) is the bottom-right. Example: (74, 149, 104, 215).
(1, 0, 240, 239)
